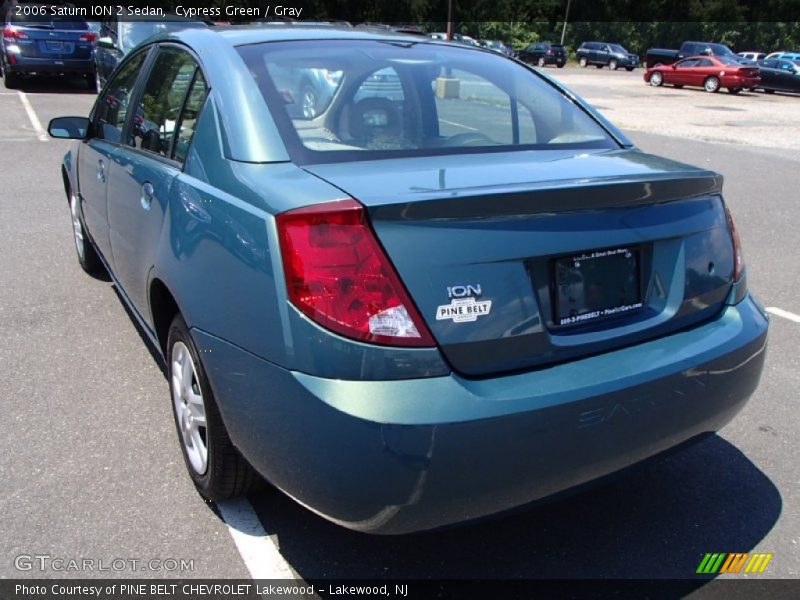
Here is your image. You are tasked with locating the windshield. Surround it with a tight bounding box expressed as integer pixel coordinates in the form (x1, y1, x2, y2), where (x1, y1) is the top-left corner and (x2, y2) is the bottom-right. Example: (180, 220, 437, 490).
(709, 43, 735, 56)
(608, 44, 627, 53)
(238, 40, 615, 163)
(118, 21, 207, 53)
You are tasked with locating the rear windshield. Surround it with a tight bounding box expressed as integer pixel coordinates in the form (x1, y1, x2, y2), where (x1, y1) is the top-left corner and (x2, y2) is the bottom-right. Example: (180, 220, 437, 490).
(237, 40, 615, 164)
(10, 10, 88, 29)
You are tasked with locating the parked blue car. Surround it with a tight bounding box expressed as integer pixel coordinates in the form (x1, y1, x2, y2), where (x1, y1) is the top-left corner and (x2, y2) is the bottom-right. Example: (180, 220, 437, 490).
(0, 6, 97, 89)
(49, 25, 768, 534)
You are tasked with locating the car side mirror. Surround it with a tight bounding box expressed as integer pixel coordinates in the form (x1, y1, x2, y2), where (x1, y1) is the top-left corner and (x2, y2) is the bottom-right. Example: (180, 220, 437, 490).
(48, 116, 90, 140)
(97, 36, 116, 50)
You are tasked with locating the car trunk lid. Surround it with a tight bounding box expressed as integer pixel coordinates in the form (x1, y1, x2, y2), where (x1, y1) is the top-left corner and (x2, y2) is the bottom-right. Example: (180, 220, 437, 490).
(5, 19, 92, 60)
(304, 149, 735, 376)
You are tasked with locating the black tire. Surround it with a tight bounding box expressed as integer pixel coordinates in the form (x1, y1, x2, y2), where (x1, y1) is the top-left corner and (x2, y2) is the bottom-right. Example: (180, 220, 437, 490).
(704, 76, 721, 93)
(728, 87, 742, 95)
(556, 63, 564, 68)
(537, 57, 545, 67)
(4, 69, 19, 89)
(674, 84, 684, 88)
(764, 89, 775, 94)
(625, 66, 634, 72)
(595, 64, 603, 68)
(86, 70, 101, 93)
(167, 314, 259, 501)
(579, 56, 588, 67)
(68, 188, 103, 275)
(609, 59, 619, 70)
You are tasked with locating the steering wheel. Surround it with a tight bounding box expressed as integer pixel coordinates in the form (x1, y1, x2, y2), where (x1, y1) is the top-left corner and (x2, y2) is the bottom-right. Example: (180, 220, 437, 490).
(440, 132, 497, 147)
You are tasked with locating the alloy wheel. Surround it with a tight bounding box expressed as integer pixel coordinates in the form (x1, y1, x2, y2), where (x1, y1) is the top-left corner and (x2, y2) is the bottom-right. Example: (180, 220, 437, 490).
(650, 71, 663, 86)
(301, 86, 318, 119)
(171, 341, 208, 475)
(70, 193, 85, 261)
(704, 76, 720, 93)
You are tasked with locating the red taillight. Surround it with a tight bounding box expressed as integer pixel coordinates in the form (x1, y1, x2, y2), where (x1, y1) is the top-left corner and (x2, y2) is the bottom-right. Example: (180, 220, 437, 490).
(3, 26, 27, 40)
(276, 199, 435, 347)
(80, 32, 98, 43)
(726, 207, 745, 282)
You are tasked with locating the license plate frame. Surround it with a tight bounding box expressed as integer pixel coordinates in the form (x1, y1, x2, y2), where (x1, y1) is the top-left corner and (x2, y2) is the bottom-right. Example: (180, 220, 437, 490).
(552, 246, 643, 328)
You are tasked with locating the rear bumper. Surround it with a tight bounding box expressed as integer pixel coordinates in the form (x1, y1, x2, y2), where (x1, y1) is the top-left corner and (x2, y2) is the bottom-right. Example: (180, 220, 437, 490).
(5, 56, 94, 75)
(195, 294, 768, 534)
(725, 76, 760, 88)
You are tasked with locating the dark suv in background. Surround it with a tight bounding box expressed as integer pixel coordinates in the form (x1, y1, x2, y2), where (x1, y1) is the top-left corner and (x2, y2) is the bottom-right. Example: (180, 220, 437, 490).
(577, 42, 639, 70)
(517, 42, 567, 68)
(0, 4, 97, 89)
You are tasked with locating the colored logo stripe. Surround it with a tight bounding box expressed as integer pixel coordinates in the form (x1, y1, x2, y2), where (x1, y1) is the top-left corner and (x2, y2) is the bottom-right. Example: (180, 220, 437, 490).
(697, 553, 773, 574)
(720, 553, 748, 574)
(745, 553, 773, 573)
(697, 553, 726, 574)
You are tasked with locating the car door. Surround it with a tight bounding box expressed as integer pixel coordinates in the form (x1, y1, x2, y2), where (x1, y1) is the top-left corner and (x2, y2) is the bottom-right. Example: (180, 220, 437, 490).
(666, 58, 696, 85)
(602, 44, 613, 65)
(105, 44, 205, 314)
(693, 58, 715, 86)
(776, 60, 798, 90)
(76, 48, 150, 265)
(757, 59, 779, 88)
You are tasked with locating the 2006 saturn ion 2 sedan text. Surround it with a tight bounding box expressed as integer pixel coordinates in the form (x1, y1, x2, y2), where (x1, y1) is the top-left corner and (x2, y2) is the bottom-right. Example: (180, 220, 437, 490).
(49, 25, 768, 534)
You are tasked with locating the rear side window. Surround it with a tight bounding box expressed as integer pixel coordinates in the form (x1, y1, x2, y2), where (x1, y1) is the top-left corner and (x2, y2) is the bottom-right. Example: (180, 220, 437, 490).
(239, 40, 615, 164)
(93, 50, 148, 143)
(173, 71, 208, 163)
(129, 46, 199, 159)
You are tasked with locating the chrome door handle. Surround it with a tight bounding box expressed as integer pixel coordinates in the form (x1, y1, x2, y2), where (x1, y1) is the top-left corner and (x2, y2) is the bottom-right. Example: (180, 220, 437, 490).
(96, 159, 106, 183)
(140, 182, 154, 211)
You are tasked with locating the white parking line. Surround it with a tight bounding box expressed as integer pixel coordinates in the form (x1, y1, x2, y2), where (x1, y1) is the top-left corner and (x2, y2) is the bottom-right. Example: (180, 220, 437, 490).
(216, 498, 297, 580)
(17, 91, 49, 141)
(765, 307, 800, 323)
(439, 118, 479, 131)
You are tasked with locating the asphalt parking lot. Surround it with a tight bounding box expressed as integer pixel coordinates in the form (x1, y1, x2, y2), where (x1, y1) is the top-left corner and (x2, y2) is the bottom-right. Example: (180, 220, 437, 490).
(1, 66, 798, 586)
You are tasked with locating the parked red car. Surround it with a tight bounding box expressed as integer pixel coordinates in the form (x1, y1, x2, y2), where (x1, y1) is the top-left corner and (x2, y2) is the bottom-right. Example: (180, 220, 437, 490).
(644, 55, 760, 94)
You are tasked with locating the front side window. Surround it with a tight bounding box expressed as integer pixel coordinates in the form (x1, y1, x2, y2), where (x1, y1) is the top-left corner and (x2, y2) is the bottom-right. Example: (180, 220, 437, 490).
(238, 40, 615, 164)
(93, 50, 148, 143)
(129, 46, 198, 159)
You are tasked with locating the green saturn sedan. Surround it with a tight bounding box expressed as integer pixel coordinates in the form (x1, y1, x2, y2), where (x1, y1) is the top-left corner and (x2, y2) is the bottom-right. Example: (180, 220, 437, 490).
(49, 24, 768, 533)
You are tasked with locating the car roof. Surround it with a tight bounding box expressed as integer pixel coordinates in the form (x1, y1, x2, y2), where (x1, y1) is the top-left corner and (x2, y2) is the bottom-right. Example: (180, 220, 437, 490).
(167, 23, 431, 46)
